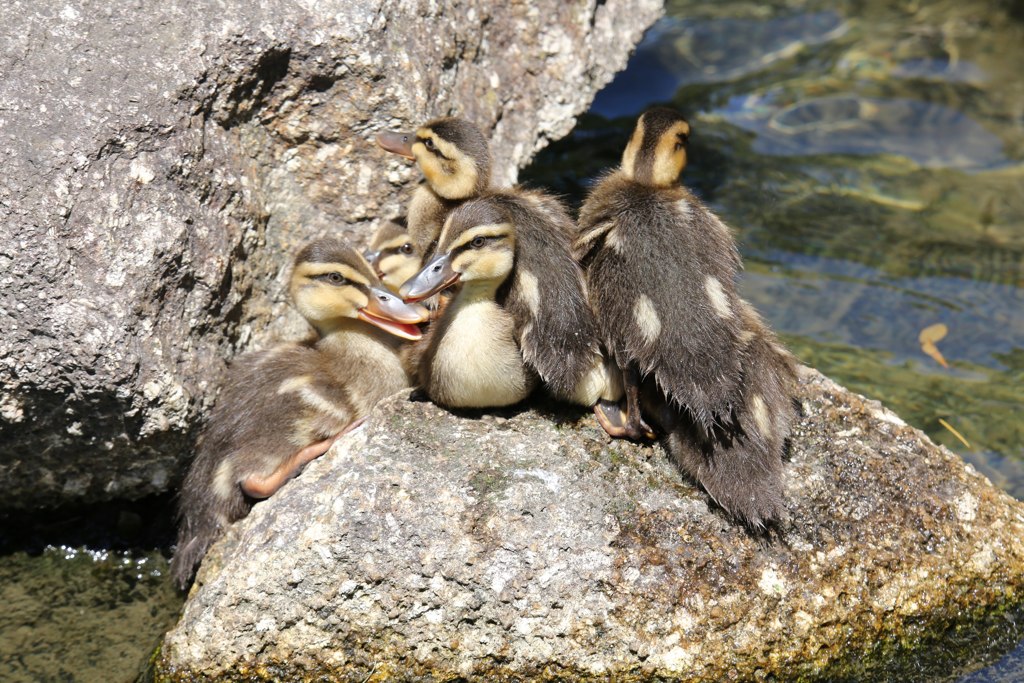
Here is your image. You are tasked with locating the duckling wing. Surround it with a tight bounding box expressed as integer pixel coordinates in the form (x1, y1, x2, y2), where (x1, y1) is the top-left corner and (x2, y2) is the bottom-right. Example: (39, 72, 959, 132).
(733, 302, 799, 461)
(172, 343, 357, 586)
(494, 191, 601, 400)
(580, 182, 746, 429)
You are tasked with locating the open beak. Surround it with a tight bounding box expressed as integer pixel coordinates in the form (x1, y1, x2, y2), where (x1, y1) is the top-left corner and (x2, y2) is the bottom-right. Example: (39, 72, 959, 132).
(376, 131, 415, 159)
(357, 286, 429, 340)
(400, 253, 460, 302)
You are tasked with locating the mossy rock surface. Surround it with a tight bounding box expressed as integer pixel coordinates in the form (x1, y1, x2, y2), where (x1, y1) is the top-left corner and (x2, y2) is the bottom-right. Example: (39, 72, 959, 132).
(156, 368, 1024, 681)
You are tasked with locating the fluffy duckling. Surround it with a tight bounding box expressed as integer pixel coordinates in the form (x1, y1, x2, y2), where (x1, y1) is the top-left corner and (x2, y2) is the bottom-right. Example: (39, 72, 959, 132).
(400, 192, 607, 409)
(376, 117, 492, 256)
(364, 217, 423, 293)
(170, 239, 428, 588)
(575, 107, 797, 527)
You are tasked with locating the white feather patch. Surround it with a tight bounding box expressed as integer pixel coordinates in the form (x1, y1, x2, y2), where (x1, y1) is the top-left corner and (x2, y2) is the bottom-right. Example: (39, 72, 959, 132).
(517, 269, 541, 315)
(277, 375, 312, 395)
(605, 226, 625, 253)
(704, 276, 732, 319)
(297, 386, 351, 422)
(751, 394, 771, 435)
(213, 459, 237, 503)
(633, 294, 662, 345)
(676, 198, 692, 218)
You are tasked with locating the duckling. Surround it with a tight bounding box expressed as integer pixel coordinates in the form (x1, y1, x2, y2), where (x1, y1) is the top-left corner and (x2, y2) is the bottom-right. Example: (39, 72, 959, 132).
(575, 107, 797, 527)
(376, 117, 492, 256)
(399, 191, 606, 409)
(364, 217, 423, 294)
(170, 239, 428, 588)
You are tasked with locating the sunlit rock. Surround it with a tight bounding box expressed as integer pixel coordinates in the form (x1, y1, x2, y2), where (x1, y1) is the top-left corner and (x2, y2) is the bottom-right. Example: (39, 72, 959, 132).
(157, 368, 1024, 680)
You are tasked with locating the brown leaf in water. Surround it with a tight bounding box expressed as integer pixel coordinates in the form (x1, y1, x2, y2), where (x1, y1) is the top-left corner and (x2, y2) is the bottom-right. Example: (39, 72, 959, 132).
(919, 323, 949, 368)
(919, 323, 948, 345)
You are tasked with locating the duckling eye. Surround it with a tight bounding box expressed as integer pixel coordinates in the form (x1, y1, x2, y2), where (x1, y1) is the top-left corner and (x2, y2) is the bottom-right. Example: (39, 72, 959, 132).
(470, 236, 486, 248)
(675, 134, 689, 151)
(424, 138, 436, 151)
(325, 272, 346, 286)
(400, 242, 414, 255)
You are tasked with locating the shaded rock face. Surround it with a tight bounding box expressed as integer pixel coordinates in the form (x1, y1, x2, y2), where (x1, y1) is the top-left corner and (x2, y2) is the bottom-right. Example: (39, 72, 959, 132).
(0, 0, 663, 510)
(158, 368, 1024, 681)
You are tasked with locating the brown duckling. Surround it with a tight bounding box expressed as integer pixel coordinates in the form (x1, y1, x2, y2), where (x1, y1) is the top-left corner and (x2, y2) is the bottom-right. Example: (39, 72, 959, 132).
(376, 117, 492, 256)
(399, 192, 608, 409)
(170, 239, 429, 588)
(575, 107, 797, 527)
(364, 217, 423, 294)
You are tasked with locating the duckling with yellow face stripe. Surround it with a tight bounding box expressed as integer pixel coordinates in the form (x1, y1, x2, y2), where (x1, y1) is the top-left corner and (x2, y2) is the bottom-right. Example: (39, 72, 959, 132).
(376, 117, 492, 256)
(400, 192, 605, 409)
(170, 239, 428, 589)
(575, 107, 797, 528)
(364, 217, 422, 294)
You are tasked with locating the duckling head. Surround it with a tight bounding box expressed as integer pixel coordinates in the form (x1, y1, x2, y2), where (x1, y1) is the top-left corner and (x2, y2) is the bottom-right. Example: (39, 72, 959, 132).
(621, 107, 691, 188)
(364, 217, 423, 293)
(290, 238, 429, 340)
(377, 117, 491, 200)
(399, 198, 514, 301)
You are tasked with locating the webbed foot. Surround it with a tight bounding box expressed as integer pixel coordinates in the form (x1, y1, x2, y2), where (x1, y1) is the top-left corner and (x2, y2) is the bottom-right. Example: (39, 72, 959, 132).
(594, 400, 656, 441)
(240, 417, 368, 499)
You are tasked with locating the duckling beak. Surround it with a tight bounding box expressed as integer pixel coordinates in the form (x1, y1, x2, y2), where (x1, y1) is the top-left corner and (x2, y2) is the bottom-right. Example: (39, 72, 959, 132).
(363, 249, 385, 278)
(376, 131, 415, 159)
(358, 286, 429, 340)
(400, 253, 459, 302)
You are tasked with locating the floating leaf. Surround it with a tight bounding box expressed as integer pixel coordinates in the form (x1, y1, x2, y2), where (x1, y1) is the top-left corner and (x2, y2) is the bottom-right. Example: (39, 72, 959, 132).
(938, 418, 971, 449)
(919, 323, 950, 367)
(919, 323, 948, 345)
(921, 342, 949, 368)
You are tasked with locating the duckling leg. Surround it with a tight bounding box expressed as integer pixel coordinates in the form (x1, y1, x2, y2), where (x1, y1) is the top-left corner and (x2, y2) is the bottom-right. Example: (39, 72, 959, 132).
(594, 364, 656, 441)
(240, 418, 368, 499)
(623, 363, 657, 441)
(240, 437, 336, 499)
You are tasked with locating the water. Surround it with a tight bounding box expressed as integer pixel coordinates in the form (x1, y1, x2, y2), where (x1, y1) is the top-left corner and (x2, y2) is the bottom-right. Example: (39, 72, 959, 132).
(524, 0, 1024, 677)
(0, 499, 181, 683)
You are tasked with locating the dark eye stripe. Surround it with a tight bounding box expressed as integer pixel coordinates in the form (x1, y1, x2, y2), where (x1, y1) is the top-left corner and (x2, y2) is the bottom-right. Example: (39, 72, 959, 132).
(452, 234, 501, 256)
(315, 272, 349, 286)
(417, 136, 448, 160)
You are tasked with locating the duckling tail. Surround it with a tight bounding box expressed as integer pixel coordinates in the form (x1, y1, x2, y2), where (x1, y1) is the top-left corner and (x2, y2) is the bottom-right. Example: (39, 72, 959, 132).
(170, 527, 217, 591)
(170, 446, 249, 590)
(662, 322, 797, 529)
(664, 425, 786, 529)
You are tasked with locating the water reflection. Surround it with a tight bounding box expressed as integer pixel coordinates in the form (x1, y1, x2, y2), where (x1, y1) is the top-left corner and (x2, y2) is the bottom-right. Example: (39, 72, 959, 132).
(891, 57, 988, 85)
(592, 11, 848, 117)
(721, 94, 1007, 169)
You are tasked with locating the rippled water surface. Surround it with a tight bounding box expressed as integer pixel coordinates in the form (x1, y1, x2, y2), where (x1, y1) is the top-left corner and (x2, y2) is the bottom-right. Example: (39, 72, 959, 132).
(525, 0, 1024, 678)
(0, 498, 180, 682)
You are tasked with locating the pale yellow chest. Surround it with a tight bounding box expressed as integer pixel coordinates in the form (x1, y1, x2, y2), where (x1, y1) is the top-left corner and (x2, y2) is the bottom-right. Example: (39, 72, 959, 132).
(428, 298, 536, 408)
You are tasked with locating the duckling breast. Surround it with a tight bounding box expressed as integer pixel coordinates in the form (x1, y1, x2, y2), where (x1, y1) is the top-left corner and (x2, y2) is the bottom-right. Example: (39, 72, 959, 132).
(425, 298, 536, 408)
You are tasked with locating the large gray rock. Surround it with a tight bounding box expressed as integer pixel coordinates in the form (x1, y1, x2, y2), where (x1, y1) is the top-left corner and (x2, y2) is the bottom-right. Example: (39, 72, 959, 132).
(157, 368, 1024, 681)
(0, 0, 662, 510)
